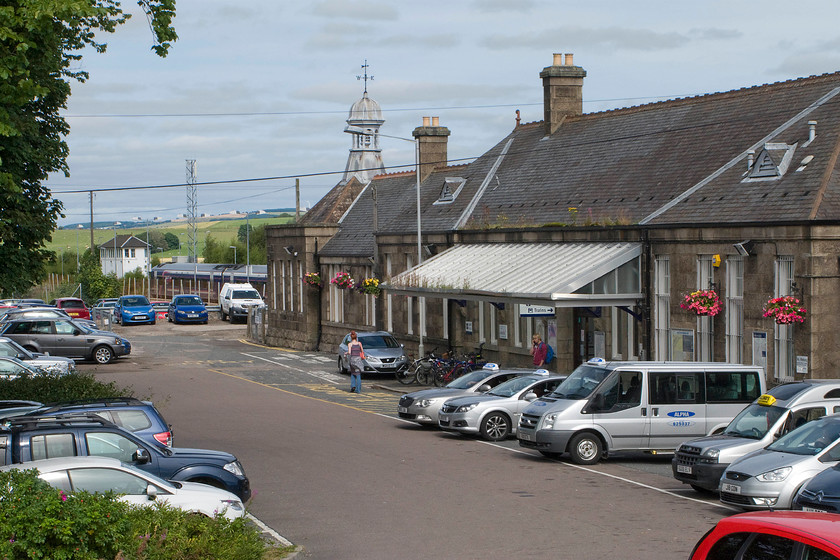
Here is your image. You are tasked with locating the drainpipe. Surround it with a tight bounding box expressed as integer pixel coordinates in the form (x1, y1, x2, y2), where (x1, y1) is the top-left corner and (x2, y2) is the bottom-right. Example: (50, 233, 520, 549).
(314, 238, 322, 352)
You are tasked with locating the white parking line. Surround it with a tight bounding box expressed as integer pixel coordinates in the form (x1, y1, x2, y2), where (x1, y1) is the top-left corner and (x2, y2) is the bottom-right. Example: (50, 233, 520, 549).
(246, 513, 294, 547)
(241, 353, 340, 384)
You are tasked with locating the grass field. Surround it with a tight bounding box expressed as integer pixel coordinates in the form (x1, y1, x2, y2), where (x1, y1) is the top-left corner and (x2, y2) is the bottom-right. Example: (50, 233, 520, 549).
(50, 216, 296, 260)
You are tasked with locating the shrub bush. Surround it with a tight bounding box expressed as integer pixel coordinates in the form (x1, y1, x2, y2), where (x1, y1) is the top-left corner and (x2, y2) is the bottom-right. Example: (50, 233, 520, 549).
(0, 470, 290, 560)
(0, 371, 127, 402)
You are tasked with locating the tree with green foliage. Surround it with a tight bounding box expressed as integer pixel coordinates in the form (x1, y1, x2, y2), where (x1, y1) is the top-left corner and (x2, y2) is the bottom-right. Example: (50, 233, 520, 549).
(203, 226, 267, 265)
(0, 1, 177, 298)
(164, 231, 179, 250)
(77, 247, 120, 302)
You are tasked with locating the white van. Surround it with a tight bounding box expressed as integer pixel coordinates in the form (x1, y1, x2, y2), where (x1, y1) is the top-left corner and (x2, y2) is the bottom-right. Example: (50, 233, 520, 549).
(218, 283, 264, 322)
(517, 359, 766, 465)
(673, 380, 840, 493)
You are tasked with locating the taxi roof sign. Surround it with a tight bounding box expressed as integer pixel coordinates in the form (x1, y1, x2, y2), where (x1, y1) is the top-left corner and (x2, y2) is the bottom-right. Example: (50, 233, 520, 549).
(482, 363, 500, 371)
(534, 369, 550, 376)
(757, 394, 777, 406)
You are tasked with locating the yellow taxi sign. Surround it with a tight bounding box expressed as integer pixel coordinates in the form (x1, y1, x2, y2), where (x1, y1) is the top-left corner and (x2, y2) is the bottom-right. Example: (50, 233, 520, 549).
(757, 394, 776, 406)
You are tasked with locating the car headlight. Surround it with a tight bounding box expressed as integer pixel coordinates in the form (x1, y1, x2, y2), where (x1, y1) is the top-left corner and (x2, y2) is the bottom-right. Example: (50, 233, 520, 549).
(220, 499, 244, 511)
(756, 466, 792, 482)
(542, 413, 558, 430)
(702, 448, 720, 460)
(455, 403, 478, 413)
(223, 461, 245, 477)
(366, 356, 382, 364)
(417, 399, 432, 408)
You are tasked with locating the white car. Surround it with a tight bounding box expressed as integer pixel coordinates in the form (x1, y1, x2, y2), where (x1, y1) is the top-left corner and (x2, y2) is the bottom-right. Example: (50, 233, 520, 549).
(439, 372, 567, 441)
(0, 457, 245, 521)
(0, 336, 75, 375)
(398, 364, 535, 427)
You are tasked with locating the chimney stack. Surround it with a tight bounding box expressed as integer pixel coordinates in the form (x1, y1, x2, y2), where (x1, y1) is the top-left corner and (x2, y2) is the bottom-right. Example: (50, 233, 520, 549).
(412, 116, 450, 181)
(540, 52, 586, 136)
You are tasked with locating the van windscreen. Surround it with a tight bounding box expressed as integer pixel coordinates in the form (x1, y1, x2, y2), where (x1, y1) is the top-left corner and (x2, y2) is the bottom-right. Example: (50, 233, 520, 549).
(548, 364, 611, 400)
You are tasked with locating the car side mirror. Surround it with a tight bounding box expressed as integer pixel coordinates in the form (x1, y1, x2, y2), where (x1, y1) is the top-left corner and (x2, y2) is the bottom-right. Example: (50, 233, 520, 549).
(524, 391, 538, 402)
(73, 330, 81, 336)
(133, 448, 151, 464)
(477, 384, 491, 393)
(146, 484, 157, 501)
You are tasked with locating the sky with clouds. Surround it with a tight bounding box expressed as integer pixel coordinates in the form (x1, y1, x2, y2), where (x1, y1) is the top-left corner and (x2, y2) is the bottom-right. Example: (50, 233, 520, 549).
(48, 0, 840, 226)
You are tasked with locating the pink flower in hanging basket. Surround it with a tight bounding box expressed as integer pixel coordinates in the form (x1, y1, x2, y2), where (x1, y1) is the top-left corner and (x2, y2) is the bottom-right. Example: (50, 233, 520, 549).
(763, 295, 806, 325)
(330, 271, 354, 289)
(680, 289, 722, 317)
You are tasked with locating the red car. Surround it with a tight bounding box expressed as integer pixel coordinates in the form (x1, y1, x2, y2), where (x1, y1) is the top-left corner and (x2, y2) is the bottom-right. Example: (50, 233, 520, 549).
(691, 511, 840, 559)
(50, 297, 90, 320)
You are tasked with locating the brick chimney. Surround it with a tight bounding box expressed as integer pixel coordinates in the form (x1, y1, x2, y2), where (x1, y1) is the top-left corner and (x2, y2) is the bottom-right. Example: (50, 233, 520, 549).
(412, 116, 450, 181)
(540, 53, 586, 135)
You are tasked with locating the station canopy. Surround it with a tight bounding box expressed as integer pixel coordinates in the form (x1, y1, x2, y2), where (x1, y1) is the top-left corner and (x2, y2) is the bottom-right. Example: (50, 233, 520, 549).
(384, 242, 643, 307)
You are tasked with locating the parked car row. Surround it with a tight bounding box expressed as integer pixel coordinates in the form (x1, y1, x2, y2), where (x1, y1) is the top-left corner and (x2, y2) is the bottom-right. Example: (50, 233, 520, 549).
(399, 358, 840, 557)
(0, 397, 251, 520)
(0, 315, 130, 364)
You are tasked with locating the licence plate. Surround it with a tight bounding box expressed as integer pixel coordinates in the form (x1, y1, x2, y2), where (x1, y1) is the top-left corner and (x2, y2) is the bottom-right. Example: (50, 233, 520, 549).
(188, 313, 198, 318)
(381, 363, 395, 368)
(677, 465, 692, 474)
(803, 506, 827, 513)
(439, 414, 449, 424)
(721, 483, 741, 494)
(398, 407, 408, 414)
(519, 432, 533, 442)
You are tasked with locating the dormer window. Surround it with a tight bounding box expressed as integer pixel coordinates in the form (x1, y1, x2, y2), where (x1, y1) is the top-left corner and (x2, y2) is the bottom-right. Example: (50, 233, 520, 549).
(743, 143, 797, 182)
(434, 177, 466, 205)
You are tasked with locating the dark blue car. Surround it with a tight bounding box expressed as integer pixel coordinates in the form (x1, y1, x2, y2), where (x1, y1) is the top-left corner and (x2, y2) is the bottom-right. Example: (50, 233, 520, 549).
(115, 295, 155, 326)
(167, 294, 208, 324)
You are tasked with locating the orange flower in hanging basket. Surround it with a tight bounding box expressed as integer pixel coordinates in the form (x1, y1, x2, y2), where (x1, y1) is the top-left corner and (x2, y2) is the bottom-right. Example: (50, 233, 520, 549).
(680, 289, 722, 317)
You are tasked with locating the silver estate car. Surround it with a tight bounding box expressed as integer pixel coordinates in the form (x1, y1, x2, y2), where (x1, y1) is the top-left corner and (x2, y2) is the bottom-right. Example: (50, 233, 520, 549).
(439, 372, 566, 441)
(720, 415, 840, 510)
(398, 364, 535, 427)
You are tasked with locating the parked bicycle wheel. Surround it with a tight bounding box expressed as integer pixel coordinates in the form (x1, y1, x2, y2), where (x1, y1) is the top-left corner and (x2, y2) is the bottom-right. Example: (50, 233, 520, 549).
(396, 363, 417, 385)
(416, 362, 435, 385)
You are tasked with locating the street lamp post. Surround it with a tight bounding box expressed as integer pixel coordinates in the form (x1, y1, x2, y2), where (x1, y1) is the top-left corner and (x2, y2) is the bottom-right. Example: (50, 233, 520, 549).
(76, 224, 83, 272)
(344, 125, 424, 356)
(229, 245, 237, 265)
(246, 213, 250, 282)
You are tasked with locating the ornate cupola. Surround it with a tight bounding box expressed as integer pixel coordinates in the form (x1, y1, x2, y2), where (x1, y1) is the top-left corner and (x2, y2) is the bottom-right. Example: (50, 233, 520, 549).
(342, 61, 385, 183)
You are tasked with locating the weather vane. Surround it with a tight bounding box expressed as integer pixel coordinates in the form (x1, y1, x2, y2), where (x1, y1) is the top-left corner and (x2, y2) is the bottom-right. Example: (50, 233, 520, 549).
(356, 59, 374, 94)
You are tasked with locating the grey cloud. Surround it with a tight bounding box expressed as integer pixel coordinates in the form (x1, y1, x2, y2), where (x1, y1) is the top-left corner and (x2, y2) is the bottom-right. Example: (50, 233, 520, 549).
(305, 23, 459, 50)
(688, 28, 742, 41)
(310, 0, 398, 21)
(471, 0, 536, 13)
(480, 26, 689, 51)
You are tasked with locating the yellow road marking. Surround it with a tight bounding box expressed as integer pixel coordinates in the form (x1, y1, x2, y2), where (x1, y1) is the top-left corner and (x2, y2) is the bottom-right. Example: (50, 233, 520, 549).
(207, 369, 396, 415)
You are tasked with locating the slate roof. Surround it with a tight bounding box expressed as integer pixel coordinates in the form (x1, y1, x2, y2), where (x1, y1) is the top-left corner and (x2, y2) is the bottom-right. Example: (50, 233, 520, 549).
(100, 235, 149, 248)
(300, 176, 366, 225)
(318, 70, 840, 257)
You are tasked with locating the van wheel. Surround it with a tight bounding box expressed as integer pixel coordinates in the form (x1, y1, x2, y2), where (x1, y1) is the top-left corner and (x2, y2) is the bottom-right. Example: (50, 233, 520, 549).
(569, 432, 603, 465)
(92, 345, 114, 364)
(480, 412, 511, 441)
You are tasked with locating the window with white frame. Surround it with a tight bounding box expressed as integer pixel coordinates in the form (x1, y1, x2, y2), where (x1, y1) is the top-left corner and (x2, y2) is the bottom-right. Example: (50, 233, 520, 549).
(725, 257, 744, 363)
(489, 302, 497, 345)
(298, 261, 304, 313)
(281, 261, 287, 311)
(386, 254, 393, 332)
(289, 260, 295, 312)
(696, 256, 715, 361)
(478, 302, 485, 343)
(774, 257, 795, 381)
(654, 256, 671, 360)
(406, 255, 413, 335)
(272, 262, 277, 310)
(442, 298, 449, 339)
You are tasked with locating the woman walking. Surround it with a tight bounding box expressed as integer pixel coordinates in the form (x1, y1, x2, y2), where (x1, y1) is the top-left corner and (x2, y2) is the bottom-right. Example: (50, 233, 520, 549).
(346, 331, 365, 393)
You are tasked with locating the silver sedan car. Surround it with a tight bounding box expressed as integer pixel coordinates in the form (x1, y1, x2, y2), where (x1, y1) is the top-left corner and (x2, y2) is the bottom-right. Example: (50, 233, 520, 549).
(398, 364, 534, 427)
(438, 372, 566, 441)
(720, 415, 840, 510)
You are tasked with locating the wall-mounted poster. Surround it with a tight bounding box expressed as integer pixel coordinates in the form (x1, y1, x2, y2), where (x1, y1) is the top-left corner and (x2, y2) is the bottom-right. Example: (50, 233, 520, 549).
(499, 325, 508, 340)
(670, 329, 694, 361)
(465, 321, 473, 334)
(752, 331, 767, 368)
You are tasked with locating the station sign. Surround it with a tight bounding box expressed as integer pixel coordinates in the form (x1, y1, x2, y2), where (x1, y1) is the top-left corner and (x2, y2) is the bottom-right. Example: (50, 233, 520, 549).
(520, 304, 555, 317)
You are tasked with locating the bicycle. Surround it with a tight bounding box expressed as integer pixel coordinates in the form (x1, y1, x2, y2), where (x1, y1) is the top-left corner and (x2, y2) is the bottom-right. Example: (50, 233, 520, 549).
(432, 344, 486, 386)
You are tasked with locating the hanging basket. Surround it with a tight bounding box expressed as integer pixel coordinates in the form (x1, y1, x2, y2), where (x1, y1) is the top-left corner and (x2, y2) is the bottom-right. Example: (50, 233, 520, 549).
(763, 296, 806, 325)
(303, 272, 322, 288)
(680, 289, 722, 317)
(357, 277, 381, 296)
(330, 271, 354, 289)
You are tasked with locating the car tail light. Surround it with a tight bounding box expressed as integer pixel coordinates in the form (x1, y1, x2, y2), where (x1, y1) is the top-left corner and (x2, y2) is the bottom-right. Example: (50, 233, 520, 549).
(154, 431, 172, 446)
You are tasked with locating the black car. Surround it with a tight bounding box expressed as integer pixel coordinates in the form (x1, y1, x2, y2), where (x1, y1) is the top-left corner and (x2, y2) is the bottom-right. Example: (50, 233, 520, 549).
(0, 414, 250, 501)
(793, 464, 840, 513)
